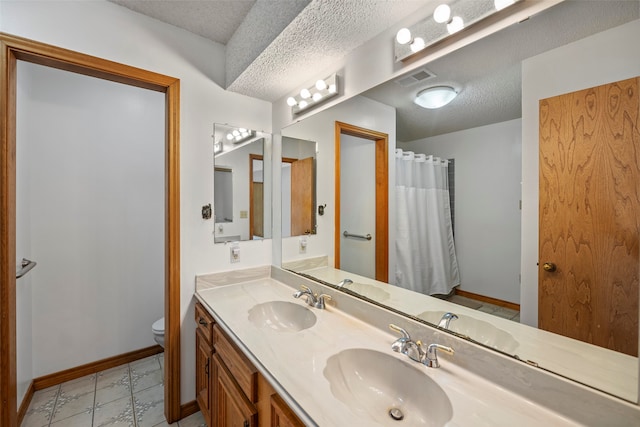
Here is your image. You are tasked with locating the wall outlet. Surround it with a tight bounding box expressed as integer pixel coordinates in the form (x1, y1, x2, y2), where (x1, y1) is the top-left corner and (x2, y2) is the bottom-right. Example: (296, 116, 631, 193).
(299, 236, 308, 254)
(230, 242, 240, 263)
(239, 210, 248, 219)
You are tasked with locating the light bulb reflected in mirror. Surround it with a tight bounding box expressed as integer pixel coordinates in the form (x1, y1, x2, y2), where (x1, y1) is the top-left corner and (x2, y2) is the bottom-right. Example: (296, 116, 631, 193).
(410, 37, 425, 53)
(433, 4, 451, 23)
(287, 97, 297, 107)
(396, 28, 412, 45)
(447, 16, 464, 34)
(315, 79, 327, 91)
(300, 88, 311, 99)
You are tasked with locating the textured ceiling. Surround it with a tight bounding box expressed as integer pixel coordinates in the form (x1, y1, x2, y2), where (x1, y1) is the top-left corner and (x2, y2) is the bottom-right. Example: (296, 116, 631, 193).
(362, 0, 640, 142)
(109, 0, 433, 101)
(109, 0, 256, 44)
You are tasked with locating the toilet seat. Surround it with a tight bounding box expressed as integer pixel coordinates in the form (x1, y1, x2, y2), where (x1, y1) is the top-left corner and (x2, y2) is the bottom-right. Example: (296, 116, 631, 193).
(152, 317, 164, 334)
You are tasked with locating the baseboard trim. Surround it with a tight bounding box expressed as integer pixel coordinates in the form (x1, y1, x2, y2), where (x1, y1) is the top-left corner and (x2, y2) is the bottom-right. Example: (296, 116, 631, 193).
(180, 400, 199, 419)
(17, 380, 35, 426)
(33, 345, 163, 391)
(455, 289, 520, 311)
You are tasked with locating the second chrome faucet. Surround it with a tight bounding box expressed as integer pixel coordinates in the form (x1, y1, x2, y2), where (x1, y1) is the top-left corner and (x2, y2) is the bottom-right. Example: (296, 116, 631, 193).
(389, 324, 454, 368)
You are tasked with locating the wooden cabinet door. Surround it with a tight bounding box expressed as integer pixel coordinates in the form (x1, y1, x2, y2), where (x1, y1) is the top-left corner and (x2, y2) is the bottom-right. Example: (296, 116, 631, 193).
(213, 354, 257, 427)
(270, 394, 304, 427)
(196, 329, 213, 426)
(539, 77, 639, 356)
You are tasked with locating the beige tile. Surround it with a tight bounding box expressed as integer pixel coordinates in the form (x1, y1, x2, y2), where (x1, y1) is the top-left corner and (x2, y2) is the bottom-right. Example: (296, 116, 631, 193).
(51, 391, 94, 423)
(27, 385, 59, 412)
(130, 356, 161, 375)
(94, 396, 135, 427)
(20, 409, 52, 427)
(492, 307, 519, 319)
(50, 410, 93, 426)
(97, 365, 130, 390)
(96, 380, 132, 406)
(512, 313, 521, 323)
(134, 383, 165, 427)
(178, 411, 207, 427)
(152, 421, 171, 427)
(477, 305, 497, 314)
(59, 373, 96, 397)
(132, 368, 163, 393)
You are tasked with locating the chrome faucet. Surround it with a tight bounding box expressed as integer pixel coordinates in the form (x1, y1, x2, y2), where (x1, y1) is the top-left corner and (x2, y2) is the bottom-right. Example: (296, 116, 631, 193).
(389, 323, 454, 368)
(424, 343, 455, 368)
(438, 312, 458, 329)
(293, 285, 332, 309)
(336, 278, 353, 288)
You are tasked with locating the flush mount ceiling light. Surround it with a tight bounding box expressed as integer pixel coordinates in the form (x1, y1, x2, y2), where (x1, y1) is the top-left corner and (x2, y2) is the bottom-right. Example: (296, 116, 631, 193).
(414, 86, 457, 109)
(287, 73, 339, 115)
(395, 0, 522, 62)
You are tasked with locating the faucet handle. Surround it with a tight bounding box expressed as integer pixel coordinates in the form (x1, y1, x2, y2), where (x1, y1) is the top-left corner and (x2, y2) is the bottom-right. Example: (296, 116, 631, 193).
(315, 294, 332, 309)
(389, 324, 411, 340)
(424, 343, 455, 368)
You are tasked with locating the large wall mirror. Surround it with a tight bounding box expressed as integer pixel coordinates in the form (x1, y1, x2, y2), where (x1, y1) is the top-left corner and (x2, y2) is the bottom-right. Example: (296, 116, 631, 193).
(213, 123, 272, 243)
(281, 1, 640, 403)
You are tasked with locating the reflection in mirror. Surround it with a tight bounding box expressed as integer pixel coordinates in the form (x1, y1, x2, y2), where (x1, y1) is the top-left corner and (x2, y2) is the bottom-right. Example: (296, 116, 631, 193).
(282, 136, 317, 237)
(280, 1, 640, 403)
(213, 123, 272, 243)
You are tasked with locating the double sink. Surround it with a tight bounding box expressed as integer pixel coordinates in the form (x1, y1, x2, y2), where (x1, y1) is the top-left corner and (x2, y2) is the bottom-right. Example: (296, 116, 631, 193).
(247, 298, 454, 426)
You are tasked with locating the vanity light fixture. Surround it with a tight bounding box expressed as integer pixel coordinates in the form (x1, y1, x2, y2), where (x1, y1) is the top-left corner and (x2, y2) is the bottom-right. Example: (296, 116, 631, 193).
(394, 0, 522, 62)
(287, 74, 339, 115)
(225, 127, 255, 144)
(414, 86, 458, 109)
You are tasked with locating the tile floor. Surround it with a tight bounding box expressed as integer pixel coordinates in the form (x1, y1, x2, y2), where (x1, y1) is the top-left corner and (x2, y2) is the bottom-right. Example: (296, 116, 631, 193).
(21, 353, 206, 427)
(446, 294, 521, 322)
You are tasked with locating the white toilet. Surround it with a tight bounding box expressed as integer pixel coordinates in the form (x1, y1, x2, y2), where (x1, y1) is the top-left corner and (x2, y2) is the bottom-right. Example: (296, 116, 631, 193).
(152, 317, 165, 348)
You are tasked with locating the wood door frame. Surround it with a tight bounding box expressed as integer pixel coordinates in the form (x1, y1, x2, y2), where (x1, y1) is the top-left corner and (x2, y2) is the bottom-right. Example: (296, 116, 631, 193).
(249, 154, 264, 238)
(0, 33, 181, 425)
(334, 121, 388, 282)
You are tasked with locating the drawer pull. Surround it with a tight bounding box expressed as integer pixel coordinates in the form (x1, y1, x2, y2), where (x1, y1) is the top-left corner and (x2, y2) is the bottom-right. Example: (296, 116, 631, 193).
(199, 317, 208, 326)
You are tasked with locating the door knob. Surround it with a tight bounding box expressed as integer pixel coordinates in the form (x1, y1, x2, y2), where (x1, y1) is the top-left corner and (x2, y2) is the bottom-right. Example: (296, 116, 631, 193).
(542, 262, 557, 272)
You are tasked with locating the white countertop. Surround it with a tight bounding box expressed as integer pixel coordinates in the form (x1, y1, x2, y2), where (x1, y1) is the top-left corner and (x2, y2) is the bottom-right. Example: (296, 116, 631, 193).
(295, 265, 638, 403)
(195, 276, 581, 427)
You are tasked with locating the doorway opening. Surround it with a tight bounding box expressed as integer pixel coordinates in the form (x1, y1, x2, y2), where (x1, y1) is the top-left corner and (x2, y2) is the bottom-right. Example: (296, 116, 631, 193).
(0, 34, 181, 426)
(334, 121, 388, 282)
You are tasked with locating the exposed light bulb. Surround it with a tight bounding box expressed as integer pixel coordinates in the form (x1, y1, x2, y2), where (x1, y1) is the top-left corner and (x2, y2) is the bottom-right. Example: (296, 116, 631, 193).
(232, 130, 240, 136)
(312, 92, 323, 102)
(433, 4, 451, 23)
(410, 37, 425, 53)
(226, 133, 234, 140)
(300, 88, 311, 99)
(447, 16, 464, 34)
(396, 28, 412, 45)
(241, 131, 249, 138)
(298, 100, 308, 109)
(287, 97, 297, 107)
(315, 79, 327, 91)
(494, 0, 515, 11)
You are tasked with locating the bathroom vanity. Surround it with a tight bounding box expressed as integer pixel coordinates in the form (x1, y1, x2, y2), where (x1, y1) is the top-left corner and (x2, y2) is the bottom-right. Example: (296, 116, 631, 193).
(194, 266, 640, 426)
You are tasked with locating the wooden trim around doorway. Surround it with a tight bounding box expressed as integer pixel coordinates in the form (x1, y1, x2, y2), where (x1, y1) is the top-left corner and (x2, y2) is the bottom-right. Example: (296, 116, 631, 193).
(455, 289, 520, 311)
(334, 121, 389, 282)
(0, 32, 181, 426)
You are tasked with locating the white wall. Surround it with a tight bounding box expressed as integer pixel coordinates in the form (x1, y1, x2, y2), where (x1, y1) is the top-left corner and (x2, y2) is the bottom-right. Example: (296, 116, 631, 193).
(401, 119, 522, 304)
(521, 19, 640, 327)
(280, 95, 395, 276)
(2, 0, 272, 405)
(18, 61, 165, 376)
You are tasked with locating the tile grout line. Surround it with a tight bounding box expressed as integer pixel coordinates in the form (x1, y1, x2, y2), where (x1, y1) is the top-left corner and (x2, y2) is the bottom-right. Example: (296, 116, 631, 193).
(91, 373, 98, 427)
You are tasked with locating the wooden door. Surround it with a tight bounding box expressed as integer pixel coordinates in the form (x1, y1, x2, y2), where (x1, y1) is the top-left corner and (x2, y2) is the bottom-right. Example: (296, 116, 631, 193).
(539, 77, 639, 356)
(252, 182, 264, 237)
(195, 329, 213, 426)
(290, 157, 314, 235)
(213, 354, 258, 427)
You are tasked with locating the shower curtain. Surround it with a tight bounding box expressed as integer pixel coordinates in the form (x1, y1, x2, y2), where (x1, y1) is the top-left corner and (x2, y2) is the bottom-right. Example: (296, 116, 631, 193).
(395, 149, 460, 295)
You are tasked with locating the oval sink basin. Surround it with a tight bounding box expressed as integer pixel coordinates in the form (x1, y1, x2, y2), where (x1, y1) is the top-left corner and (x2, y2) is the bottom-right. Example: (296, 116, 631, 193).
(248, 301, 316, 332)
(324, 349, 453, 426)
(416, 310, 519, 353)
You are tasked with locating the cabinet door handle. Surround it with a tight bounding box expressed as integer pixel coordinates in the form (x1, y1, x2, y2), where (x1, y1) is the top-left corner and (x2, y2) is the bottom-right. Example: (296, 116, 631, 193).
(199, 317, 208, 326)
(205, 358, 210, 377)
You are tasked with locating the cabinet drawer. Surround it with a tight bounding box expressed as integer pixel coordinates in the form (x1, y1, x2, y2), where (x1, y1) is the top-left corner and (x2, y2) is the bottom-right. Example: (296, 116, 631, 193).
(195, 302, 215, 343)
(214, 325, 258, 403)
